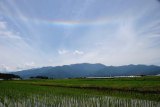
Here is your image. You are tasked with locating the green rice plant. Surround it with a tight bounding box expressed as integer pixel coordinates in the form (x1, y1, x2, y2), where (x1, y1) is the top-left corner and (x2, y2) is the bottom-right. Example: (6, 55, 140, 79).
(0, 78, 160, 107)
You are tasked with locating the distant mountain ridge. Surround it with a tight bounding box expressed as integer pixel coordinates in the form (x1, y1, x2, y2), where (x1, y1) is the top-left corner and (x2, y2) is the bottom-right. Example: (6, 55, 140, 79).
(93, 64, 160, 77)
(11, 63, 160, 78)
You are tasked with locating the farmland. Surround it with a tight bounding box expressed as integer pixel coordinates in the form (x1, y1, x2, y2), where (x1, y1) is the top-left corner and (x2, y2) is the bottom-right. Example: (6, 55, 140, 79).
(0, 76, 160, 107)
(13, 76, 160, 93)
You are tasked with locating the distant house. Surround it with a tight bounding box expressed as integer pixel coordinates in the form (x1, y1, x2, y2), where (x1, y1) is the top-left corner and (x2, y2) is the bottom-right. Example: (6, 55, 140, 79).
(86, 75, 141, 79)
(86, 77, 114, 79)
(11, 78, 21, 80)
(114, 75, 141, 78)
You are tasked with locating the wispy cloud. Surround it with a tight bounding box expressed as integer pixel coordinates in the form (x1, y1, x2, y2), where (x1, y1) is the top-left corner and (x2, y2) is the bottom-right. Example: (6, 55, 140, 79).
(0, 21, 22, 40)
(73, 50, 84, 55)
(23, 62, 36, 69)
(0, 64, 10, 72)
(0, 20, 40, 70)
(58, 49, 69, 55)
(0, 0, 160, 71)
(58, 49, 84, 55)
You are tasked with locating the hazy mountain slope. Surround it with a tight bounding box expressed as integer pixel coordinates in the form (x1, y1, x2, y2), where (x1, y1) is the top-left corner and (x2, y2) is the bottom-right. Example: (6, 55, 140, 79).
(12, 63, 160, 78)
(93, 65, 160, 77)
(12, 63, 106, 78)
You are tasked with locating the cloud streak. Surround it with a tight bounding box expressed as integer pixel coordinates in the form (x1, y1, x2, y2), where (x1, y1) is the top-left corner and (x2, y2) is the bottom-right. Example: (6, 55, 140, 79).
(0, 0, 160, 71)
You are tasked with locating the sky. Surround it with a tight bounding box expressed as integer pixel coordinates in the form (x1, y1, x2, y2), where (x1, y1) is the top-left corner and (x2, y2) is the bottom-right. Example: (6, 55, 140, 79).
(0, 0, 160, 71)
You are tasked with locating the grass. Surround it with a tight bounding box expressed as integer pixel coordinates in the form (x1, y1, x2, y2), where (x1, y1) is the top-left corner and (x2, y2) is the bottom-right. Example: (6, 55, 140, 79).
(0, 76, 160, 106)
(11, 76, 160, 93)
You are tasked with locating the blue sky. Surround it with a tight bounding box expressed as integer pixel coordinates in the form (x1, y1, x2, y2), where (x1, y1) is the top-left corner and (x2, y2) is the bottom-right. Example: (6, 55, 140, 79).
(0, 0, 160, 71)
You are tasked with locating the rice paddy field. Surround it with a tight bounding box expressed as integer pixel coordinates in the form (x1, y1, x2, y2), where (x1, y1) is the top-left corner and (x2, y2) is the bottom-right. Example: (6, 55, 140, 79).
(0, 76, 160, 107)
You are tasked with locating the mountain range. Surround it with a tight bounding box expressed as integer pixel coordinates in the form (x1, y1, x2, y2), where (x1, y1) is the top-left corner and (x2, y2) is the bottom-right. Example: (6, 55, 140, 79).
(11, 63, 160, 78)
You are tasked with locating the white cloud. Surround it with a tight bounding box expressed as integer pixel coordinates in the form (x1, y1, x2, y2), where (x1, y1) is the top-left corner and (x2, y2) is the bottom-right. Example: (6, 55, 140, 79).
(58, 49, 69, 55)
(0, 20, 41, 70)
(0, 21, 22, 39)
(0, 0, 160, 70)
(0, 64, 10, 72)
(23, 62, 35, 69)
(0, 21, 7, 29)
(58, 49, 84, 55)
(24, 62, 35, 67)
(73, 50, 84, 55)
